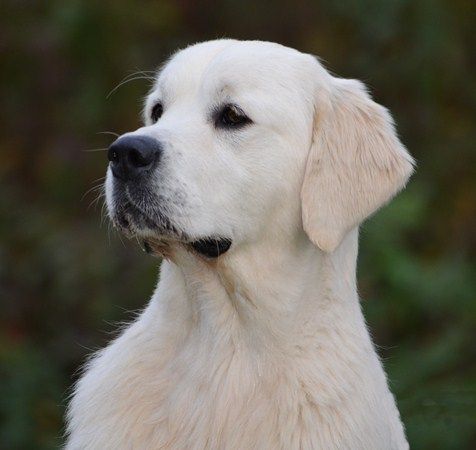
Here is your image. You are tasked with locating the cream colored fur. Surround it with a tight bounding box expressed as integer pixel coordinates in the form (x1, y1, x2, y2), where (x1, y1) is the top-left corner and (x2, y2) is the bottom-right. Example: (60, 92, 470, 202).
(66, 40, 414, 449)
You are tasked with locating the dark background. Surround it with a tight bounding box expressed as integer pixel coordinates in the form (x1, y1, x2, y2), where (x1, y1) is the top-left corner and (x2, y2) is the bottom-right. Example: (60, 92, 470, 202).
(1, 1, 475, 448)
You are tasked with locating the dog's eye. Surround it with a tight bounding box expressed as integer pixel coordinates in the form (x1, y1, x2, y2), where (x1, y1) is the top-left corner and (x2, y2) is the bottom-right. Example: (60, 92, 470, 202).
(217, 105, 251, 128)
(151, 103, 163, 122)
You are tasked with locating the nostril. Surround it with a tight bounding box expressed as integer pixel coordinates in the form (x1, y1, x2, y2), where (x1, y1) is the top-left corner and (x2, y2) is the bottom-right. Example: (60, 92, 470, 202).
(128, 148, 151, 168)
(107, 147, 120, 163)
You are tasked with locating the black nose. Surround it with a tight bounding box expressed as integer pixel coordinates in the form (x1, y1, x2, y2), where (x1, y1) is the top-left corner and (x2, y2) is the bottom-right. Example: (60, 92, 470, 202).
(107, 135, 162, 181)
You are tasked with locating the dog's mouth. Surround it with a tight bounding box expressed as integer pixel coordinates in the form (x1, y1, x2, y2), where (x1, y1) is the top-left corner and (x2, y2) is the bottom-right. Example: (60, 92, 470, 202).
(112, 198, 232, 259)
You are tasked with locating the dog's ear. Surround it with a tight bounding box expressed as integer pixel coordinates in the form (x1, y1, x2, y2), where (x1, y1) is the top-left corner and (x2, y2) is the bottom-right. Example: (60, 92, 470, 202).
(301, 77, 414, 252)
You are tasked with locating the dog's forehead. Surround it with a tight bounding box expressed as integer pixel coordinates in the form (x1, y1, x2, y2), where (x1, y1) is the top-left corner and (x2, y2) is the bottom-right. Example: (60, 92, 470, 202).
(153, 40, 311, 101)
(160, 40, 235, 88)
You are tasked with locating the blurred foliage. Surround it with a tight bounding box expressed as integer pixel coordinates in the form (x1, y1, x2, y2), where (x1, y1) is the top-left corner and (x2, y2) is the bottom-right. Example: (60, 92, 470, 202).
(0, 0, 475, 448)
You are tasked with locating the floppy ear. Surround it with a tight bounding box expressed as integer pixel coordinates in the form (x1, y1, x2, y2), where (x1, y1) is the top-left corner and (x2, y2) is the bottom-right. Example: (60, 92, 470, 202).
(301, 77, 414, 252)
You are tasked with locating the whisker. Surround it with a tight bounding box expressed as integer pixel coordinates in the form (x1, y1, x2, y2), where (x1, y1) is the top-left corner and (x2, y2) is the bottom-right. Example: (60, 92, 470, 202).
(90, 198, 104, 212)
(107, 220, 112, 246)
(90, 176, 106, 184)
(81, 176, 106, 202)
(82, 147, 108, 153)
(100, 202, 109, 227)
(81, 184, 103, 202)
(116, 230, 127, 249)
(88, 190, 106, 210)
(97, 131, 120, 138)
(122, 69, 156, 80)
(106, 75, 155, 99)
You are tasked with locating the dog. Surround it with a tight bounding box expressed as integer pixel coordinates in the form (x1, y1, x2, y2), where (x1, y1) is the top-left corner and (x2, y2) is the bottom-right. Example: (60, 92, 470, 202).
(66, 39, 414, 449)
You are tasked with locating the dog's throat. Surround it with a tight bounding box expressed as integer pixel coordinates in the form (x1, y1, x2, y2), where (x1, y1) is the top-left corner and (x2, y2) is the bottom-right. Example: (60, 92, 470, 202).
(190, 238, 232, 258)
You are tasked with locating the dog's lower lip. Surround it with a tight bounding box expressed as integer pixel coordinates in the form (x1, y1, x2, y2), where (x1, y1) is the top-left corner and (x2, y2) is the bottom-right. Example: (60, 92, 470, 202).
(190, 238, 232, 258)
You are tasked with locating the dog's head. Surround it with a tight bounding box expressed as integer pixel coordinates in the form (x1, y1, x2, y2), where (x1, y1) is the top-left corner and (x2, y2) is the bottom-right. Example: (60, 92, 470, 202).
(105, 40, 414, 258)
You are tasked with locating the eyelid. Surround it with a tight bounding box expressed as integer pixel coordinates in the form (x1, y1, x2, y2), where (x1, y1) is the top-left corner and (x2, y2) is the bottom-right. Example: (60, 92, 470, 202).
(216, 103, 243, 114)
(213, 103, 252, 128)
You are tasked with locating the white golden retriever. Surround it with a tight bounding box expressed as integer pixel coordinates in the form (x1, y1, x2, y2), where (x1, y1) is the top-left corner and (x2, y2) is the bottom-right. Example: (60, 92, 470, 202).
(66, 40, 414, 449)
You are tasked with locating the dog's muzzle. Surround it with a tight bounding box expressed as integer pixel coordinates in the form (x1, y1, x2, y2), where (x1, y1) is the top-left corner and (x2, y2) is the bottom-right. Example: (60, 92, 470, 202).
(107, 135, 232, 259)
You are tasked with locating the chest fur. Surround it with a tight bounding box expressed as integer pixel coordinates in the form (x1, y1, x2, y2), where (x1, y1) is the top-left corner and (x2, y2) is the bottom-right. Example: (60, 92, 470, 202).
(66, 318, 406, 450)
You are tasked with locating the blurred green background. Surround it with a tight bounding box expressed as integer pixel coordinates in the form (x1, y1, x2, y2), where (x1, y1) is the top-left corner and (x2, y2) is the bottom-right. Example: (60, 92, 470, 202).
(1, 0, 475, 448)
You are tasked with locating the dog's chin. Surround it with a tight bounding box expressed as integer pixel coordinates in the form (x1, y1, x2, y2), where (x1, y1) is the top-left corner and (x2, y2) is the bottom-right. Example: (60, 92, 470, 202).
(111, 199, 178, 238)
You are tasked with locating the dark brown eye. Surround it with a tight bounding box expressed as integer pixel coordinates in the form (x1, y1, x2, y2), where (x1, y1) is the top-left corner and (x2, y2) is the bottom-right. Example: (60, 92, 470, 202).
(217, 104, 251, 128)
(151, 103, 163, 122)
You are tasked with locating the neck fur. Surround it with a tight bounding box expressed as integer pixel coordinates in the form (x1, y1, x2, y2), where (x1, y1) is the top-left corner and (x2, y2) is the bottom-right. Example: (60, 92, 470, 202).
(148, 228, 374, 368)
